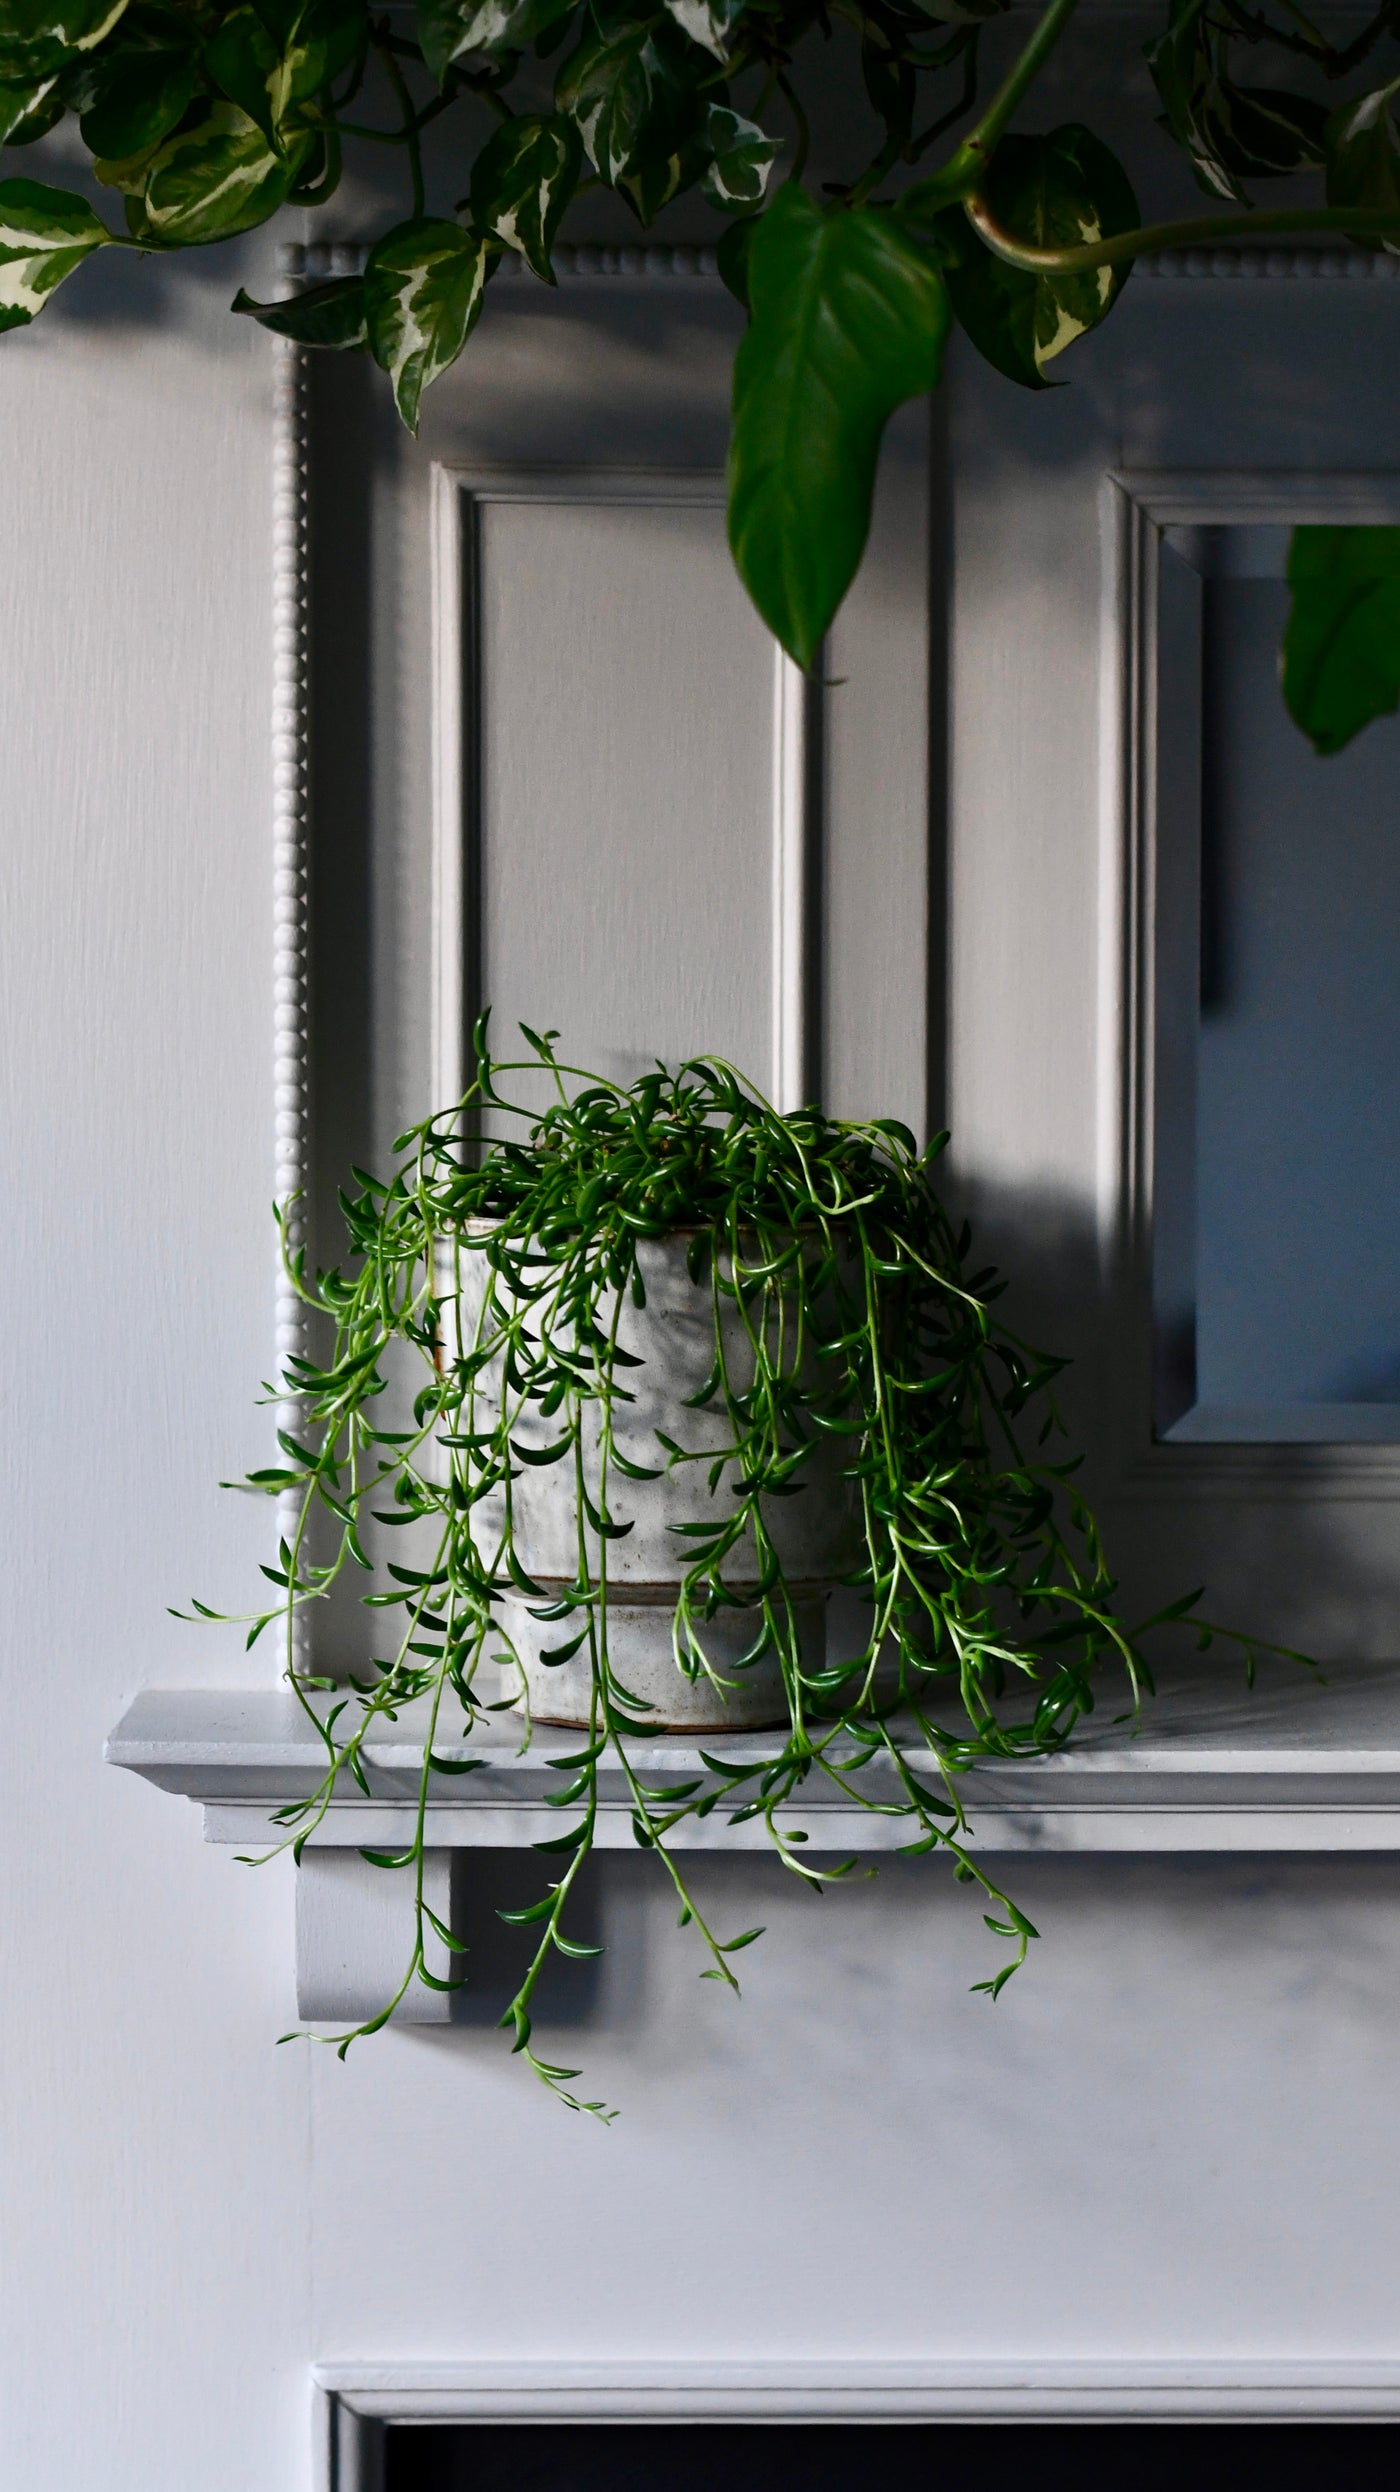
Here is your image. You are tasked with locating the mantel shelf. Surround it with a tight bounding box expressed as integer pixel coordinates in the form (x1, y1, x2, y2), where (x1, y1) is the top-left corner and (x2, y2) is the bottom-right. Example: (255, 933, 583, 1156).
(107, 1666, 1400, 2024)
(108, 1661, 1400, 1856)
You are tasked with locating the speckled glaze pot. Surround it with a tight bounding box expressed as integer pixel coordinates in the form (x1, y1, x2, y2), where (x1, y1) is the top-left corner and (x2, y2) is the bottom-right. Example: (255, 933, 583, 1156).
(452, 1229, 861, 1730)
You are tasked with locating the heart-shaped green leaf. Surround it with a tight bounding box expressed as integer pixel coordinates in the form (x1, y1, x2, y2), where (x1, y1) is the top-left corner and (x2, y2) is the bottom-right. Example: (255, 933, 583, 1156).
(141, 99, 306, 239)
(469, 109, 580, 283)
(233, 272, 368, 347)
(727, 183, 949, 670)
(930, 124, 1138, 390)
(364, 216, 494, 430)
(1283, 525, 1400, 755)
(0, 174, 108, 330)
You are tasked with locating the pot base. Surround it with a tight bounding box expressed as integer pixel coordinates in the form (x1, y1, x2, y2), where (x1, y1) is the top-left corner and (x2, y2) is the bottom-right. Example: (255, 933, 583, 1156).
(494, 1589, 827, 1732)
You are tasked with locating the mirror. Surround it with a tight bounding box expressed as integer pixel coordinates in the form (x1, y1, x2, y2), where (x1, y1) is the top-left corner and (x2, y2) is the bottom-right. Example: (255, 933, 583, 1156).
(1152, 524, 1400, 1444)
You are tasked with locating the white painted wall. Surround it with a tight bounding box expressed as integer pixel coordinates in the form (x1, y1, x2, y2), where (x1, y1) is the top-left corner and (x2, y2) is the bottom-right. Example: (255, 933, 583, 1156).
(0, 230, 313, 2488)
(5, 102, 1400, 2492)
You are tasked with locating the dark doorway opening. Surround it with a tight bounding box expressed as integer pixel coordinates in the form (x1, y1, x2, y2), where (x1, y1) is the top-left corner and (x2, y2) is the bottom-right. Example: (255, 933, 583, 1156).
(384, 2419, 1390, 2492)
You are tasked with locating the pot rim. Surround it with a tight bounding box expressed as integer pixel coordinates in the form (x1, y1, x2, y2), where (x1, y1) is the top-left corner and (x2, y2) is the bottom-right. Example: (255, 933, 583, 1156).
(447, 1215, 848, 1245)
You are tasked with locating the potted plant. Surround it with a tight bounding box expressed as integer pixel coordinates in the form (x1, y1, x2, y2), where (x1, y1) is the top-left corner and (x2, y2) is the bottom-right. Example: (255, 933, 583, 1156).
(190, 1022, 1293, 2114)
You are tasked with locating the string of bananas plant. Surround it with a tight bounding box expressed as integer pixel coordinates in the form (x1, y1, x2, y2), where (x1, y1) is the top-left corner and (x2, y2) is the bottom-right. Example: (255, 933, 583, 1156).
(5, 0, 1400, 746)
(185, 1023, 1297, 2116)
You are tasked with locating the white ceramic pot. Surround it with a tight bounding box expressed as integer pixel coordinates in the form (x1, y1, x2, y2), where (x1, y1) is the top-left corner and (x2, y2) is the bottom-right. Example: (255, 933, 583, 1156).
(449, 1229, 861, 1729)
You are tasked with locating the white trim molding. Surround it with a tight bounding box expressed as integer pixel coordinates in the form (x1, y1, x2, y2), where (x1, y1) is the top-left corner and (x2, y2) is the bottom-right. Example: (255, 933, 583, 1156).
(270, 336, 313, 1622)
(312, 2357, 1400, 2491)
(769, 643, 815, 1112)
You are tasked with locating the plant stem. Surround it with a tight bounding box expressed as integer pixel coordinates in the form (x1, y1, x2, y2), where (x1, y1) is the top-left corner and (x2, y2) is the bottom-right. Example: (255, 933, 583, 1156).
(906, 32, 980, 165)
(963, 191, 1400, 273)
(939, 0, 1083, 193)
(376, 38, 425, 217)
(776, 69, 811, 182)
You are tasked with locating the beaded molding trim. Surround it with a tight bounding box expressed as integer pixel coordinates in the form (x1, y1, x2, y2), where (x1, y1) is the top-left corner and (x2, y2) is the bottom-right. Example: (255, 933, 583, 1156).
(284, 237, 1400, 285)
(270, 333, 311, 1592)
(285, 238, 720, 280)
(1139, 244, 1400, 280)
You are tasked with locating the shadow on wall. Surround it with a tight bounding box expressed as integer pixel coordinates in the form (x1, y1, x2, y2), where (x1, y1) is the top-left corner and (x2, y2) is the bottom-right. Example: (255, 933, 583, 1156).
(937, 1161, 1400, 1665)
(383, 1845, 1400, 2172)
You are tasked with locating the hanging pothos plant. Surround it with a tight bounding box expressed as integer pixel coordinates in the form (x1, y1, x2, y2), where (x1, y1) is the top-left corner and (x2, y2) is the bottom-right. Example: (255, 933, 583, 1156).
(3, 0, 1400, 747)
(184, 1025, 1299, 2115)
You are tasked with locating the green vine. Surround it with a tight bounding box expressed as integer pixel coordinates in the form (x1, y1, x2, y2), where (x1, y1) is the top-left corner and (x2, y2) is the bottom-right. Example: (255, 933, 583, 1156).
(183, 1022, 1305, 2116)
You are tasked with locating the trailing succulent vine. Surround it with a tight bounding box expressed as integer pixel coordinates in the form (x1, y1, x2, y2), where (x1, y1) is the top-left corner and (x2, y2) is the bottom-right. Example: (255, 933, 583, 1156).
(185, 1025, 1298, 2115)
(4, 0, 1400, 738)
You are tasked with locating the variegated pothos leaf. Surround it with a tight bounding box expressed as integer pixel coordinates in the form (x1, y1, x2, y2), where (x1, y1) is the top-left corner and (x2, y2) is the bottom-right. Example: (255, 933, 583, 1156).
(77, 18, 201, 160)
(415, 0, 573, 81)
(701, 103, 776, 208)
(0, 0, 128, 76)
(233, 273, 368, 348)
(1326, 78, 1400, 256)
(205, 7, 288, 148)
(0, 69, 58, 139)
(141, 100, 308, 241)
(555, 11, 708, 219)
(206, 0, 362, 153)
(663, 0, 744, 62)
(554, 14, 653, 183)
(926, 124, 1139, 389)
(0, 175, 108, 331)
(364, 217, 494, 431)
(1146, 0, 1326, 201)
(469, 111, 580, 283)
